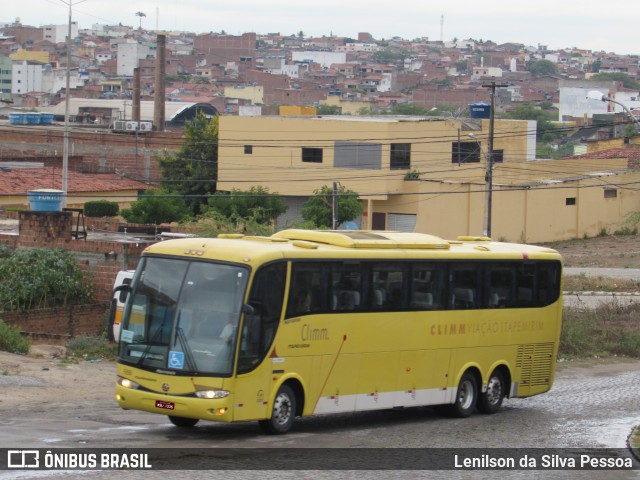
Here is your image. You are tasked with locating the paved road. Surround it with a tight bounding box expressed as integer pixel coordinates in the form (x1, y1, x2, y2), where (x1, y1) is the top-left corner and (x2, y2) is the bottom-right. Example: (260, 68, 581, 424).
(564, 268, 640, 281)
(563, 267, 640, 308)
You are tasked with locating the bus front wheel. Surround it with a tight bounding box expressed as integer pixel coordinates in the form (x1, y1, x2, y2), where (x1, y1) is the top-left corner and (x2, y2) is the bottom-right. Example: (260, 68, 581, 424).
(259, 384, 296, 434)
(449, 371, 478, 417)
(168, 415, 199, 428)
(478, 370, 505, 414)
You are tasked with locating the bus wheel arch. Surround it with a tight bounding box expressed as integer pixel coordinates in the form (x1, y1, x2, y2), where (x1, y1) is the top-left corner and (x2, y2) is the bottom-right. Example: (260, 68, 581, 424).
(259, 379, 304, 435)
(449, 368, 481, 418)
(478, 366, 509, 414)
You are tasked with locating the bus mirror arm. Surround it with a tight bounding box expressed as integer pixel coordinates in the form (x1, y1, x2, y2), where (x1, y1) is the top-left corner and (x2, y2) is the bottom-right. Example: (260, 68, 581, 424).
(107, 298, 117, 342)
(113, 284, 131, 303)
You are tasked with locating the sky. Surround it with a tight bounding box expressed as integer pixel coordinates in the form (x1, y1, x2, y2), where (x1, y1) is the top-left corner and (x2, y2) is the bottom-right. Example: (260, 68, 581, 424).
(3, 0, 639, 56)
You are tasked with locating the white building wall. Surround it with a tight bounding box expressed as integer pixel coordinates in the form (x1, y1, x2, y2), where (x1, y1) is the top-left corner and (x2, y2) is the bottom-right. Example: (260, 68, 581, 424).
(559, 85, 611, 120)
(292, 51, 347, 68)
(41, 67, 85, 95)
(117, 42, 151, 77)
(11, 61, 43, 94)
(42, 23, 78, 43)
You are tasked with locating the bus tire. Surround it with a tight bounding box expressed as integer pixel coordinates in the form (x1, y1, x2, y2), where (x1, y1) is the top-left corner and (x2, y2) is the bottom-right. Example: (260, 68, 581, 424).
(259, 384, 296, 435)
(449, 371, 478, 417)
(478, 370, 505, 414)
(168, 415, 199, 428)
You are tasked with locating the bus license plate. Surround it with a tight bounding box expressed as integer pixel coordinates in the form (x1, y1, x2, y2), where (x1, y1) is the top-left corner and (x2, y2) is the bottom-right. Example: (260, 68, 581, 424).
(155, 400, 175, 410)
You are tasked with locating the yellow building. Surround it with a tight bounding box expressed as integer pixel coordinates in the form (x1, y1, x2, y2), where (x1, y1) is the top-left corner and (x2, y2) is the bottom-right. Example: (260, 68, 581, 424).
(224, 85, 264, 105)
(217, 115, 640, 242)
(10, 50, 50, 64)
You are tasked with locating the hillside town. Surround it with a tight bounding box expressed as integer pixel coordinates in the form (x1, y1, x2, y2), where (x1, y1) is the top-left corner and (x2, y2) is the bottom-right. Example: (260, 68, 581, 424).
(1, 18, 640, 244)
(0, 18, 639, 121)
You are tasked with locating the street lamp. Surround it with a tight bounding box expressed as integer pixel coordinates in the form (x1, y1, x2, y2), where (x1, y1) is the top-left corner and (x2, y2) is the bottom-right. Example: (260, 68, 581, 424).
(586, 90, 640, 126)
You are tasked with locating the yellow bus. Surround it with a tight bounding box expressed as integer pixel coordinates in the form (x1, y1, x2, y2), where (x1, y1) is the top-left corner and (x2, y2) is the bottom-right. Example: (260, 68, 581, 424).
(115, 229, 563, 434)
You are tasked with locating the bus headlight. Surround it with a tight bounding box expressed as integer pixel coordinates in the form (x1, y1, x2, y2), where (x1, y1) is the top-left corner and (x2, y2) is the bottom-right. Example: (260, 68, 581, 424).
(195, 389, 230, 399)
(117, 376, 141, 390)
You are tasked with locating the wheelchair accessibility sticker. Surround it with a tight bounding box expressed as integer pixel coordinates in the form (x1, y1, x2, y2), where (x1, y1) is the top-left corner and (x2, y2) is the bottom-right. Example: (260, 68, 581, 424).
(168, 351, 185, 369)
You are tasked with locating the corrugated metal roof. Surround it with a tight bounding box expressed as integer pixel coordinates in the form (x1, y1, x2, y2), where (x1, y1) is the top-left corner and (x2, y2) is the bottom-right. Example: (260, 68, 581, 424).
(37, 99, 203, 122)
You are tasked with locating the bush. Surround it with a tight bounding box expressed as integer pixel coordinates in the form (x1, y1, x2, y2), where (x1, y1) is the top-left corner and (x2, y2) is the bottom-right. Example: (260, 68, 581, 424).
(66, 335, 117, 360)
(0, 319, 31, 354)
(84, 200, 120, 218)
(0, 248, 93, 311)
(561, 303, 640, 358)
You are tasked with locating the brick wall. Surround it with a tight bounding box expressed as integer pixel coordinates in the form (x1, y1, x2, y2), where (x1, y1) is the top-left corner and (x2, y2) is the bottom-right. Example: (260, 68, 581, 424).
(2, 304, 107, 345)
(0, 126, 183, 184)
(0, 206, 165, 342)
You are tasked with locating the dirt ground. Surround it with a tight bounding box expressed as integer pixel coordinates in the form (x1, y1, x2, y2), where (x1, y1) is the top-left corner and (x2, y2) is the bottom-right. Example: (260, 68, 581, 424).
(541, 234, 640, 268)
(0, 345, 115, 412)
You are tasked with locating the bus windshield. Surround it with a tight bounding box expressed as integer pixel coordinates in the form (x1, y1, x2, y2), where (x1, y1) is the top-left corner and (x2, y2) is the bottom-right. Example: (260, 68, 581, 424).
(118, 256, 250, 375)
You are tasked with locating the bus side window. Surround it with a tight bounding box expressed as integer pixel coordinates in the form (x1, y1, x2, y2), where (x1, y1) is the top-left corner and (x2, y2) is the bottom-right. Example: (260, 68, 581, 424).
(451, 265, 479, 310)
(516, 264, 536, 307)
(487, 266, 515, 308)
(410, 264, 443, 310)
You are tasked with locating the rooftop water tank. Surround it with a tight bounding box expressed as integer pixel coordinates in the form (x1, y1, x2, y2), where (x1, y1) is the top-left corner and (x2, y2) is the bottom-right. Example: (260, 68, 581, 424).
(469, 103, 491, 119)
(28, 189, 64, 212)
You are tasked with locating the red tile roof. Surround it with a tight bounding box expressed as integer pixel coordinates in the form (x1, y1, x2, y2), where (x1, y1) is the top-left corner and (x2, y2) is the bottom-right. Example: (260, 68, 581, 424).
(0, 167, 152, 195)
(571, 146, 640, 168)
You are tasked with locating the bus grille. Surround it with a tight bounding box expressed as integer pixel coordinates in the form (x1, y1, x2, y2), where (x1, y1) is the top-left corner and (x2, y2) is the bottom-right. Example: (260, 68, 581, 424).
(515, 343, 554, 386)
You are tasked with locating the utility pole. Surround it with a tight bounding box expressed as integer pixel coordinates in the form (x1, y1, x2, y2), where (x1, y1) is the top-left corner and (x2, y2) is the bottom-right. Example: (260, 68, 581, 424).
(332, 181, 338, 230)
(481, 81, 507, 238)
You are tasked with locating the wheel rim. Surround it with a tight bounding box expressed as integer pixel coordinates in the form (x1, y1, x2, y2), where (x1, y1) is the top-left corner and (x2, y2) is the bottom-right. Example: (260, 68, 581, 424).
(485, 375, 503, 406)
(459, 379, 474, 410)
(273, 392, 292, 426)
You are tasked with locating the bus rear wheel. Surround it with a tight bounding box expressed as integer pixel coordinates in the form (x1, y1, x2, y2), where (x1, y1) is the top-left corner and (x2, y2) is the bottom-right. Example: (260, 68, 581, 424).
(168, 415, 199, 428)
(259, 384, 296, 434)
(478, 370, 505, 414)
(448, 371, 478, 417)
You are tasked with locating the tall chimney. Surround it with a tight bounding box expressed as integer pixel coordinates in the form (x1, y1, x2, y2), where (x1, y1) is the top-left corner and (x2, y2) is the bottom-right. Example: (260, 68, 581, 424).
(153, 34, 166, 131)
(132, 67, 140, 123)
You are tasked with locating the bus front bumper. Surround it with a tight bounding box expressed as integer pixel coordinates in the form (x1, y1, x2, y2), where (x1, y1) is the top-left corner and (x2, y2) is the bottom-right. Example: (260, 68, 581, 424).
(115, 383, 234, 423)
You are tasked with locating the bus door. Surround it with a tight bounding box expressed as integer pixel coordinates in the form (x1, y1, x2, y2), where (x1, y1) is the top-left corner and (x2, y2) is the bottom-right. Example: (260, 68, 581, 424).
(233, 262, 287, 422)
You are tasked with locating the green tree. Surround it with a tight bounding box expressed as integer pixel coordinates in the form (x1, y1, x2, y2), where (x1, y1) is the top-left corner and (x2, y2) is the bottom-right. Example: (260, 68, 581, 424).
(389, 103, 432, 115)
(158, 112, 219, 215)
(317, 104, 342, 115)
(120, 189, 191, 225)
(372, 50, 406, 65)
(590, 72, 640, 90)
(504, 104, 562, 142)
(527, 59, 558, 76)
(301, 185, 363, 229)
(205, 187, 287, 224)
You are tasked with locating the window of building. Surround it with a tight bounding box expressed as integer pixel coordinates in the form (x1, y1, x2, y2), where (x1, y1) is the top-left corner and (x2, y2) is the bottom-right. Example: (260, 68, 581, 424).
(604, 189, 617, 199)
(566, 197, 576, 206)
(492, 149, 504, 163)
(390, 143, 411, 170)
(334, 141, 381, 169)
(302, 147, 323, 163)
(244, 145, 253, 154)
(452, 141, 481, 163)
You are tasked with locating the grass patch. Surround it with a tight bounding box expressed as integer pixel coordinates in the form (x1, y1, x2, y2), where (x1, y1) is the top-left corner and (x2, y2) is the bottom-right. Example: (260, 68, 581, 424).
(564, 274, 640, 293)
(65, 335, 117, 361)
(0, 319, 31, 354)
(561, 303, 640, 359)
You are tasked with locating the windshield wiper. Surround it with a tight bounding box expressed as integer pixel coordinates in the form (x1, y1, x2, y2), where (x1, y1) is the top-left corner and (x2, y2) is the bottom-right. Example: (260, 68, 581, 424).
(175, 326, 197, 371)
